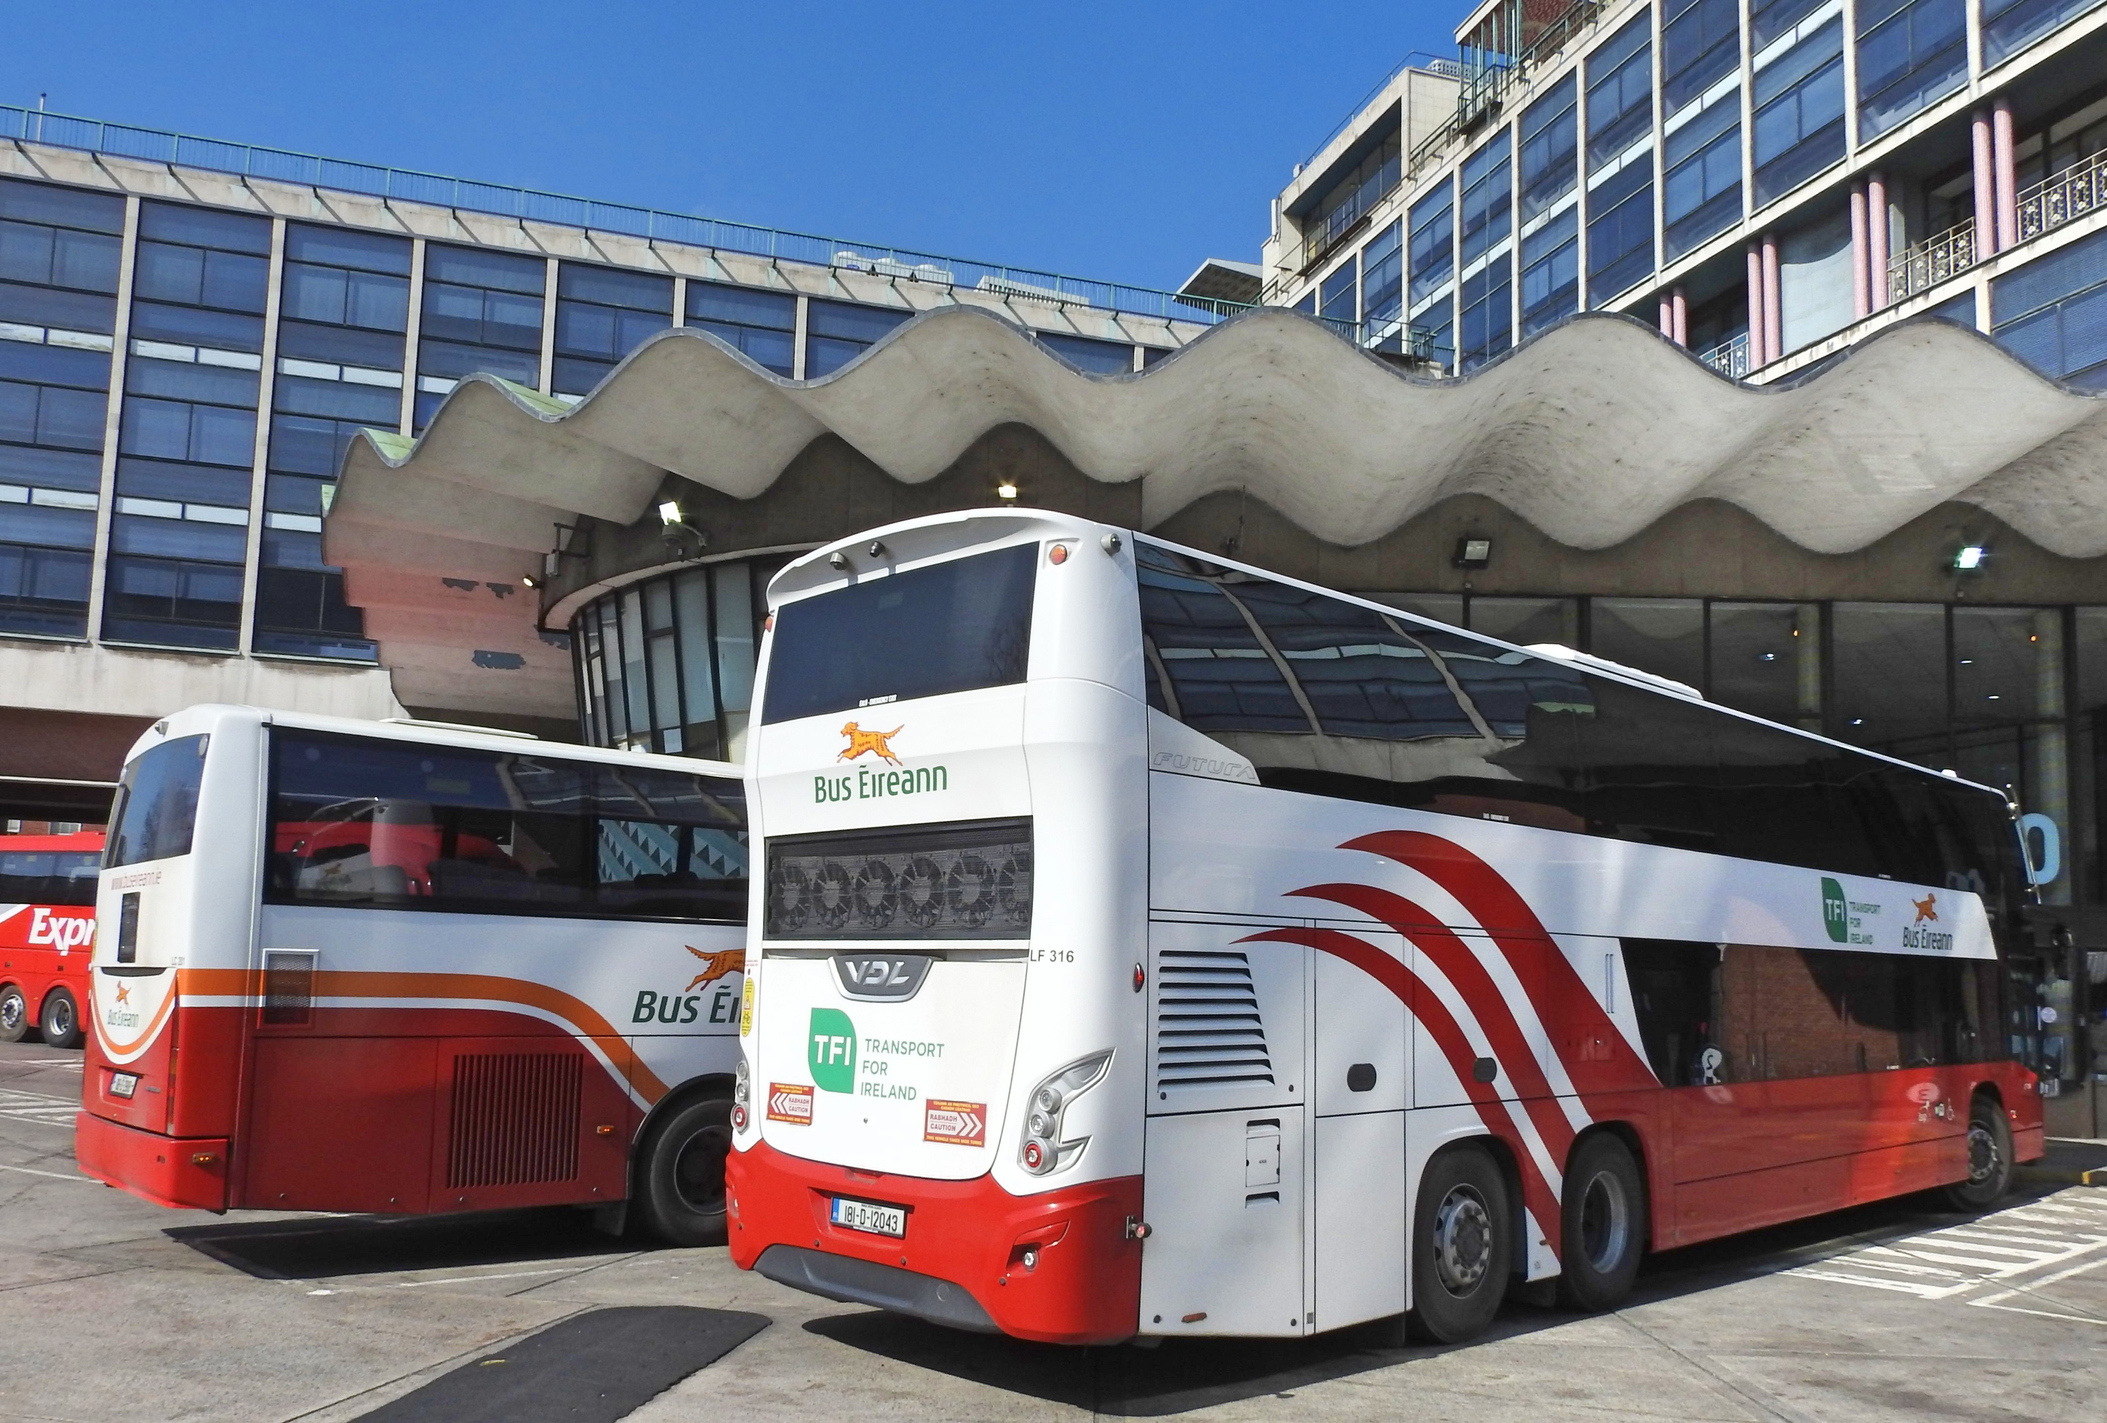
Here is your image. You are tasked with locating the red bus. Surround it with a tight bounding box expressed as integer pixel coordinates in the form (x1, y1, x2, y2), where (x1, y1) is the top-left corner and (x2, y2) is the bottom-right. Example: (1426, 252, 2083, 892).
(0, 830, 102, 1049)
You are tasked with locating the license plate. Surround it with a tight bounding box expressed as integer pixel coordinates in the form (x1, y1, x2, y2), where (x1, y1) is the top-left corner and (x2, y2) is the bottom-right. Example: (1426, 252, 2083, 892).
(830, 1196, 906, 1237)
(109, 1073, 138, 1099)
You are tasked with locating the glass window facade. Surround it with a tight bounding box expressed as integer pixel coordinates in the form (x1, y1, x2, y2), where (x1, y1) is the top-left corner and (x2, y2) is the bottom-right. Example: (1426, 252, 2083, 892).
(553, 264, 672, 398)
(1408, 186, 1454, 310)
(1361, 222, 1404, 344)
(806, 300, 910, 378)
(1664, 89, 1745, 259)
(1588, 159, 1655, 305)
(1751, 17, 1846, 206)
(1982, 0, 2107, 65)
(1459, 133, 1513, 268)
(1586, 15, 1654, 171)
(1318, 258, 1358, 336)
(1459, 253, 1513, 371)
(689, 282, 795, 376)
(1991, 227, 2107, 388)
(574, 559, 777, 761)
(278, 225, 410, 372)
(1520, 206, 1581, 336)
(1038, 331, 1136, 374)
(1857, 0, 1968, 141)
(415, 245, 545, 426)
(1662, 0, 1741, 116)
(1519, 76, 1579, 224)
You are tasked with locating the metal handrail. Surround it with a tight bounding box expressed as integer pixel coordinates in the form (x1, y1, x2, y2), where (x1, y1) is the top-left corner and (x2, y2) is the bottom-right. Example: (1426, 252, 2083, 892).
(2017, 147, 2107, 244)
(1, 103, 1245, 328)
(1888, 218, 1976, 303)
(1697, 331, 1750, 379)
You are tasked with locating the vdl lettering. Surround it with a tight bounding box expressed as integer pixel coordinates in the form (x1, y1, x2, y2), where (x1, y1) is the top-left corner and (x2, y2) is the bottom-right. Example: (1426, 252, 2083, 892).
(813, 764, 949, 804)
(632, 987, 739, 1025)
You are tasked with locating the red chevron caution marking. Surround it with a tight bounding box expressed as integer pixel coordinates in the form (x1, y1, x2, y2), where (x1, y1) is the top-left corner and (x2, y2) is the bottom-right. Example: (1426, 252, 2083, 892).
(767, 1083, 813, 1124)
(923, 1099, 986, 1146)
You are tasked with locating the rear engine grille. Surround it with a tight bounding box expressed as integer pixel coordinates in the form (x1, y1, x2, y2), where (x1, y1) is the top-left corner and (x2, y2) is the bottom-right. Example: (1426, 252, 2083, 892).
(1155, 949, 1274, 1090)
(446, 1053, 582, 1188)
(261, 951, 314, 1026)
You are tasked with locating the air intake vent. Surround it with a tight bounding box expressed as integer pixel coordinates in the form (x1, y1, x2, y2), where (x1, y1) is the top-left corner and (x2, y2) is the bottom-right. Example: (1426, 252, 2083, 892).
(446, 1053, 582, 1188)
(261, 951, 314, 1026)
(1155, 949, 1273, 1090)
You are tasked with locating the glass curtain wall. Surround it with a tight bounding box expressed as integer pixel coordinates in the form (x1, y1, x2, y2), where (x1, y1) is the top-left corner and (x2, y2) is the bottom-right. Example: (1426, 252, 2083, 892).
(415, 245, 544, 428)
(0, 176, 121, 638)
(1458, 133, 1514, 372)
(573, 558, 779, 761)
(688, 283, 795, 376)
(806, 300, 909, 377)
(1586, 14, 1656, 305)
(553, 265, 672, 399)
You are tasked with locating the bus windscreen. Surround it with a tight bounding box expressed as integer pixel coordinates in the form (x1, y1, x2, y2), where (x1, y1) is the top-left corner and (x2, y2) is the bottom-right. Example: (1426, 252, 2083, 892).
(105, 734, 209, 869)
(762, 542, 1037, 724)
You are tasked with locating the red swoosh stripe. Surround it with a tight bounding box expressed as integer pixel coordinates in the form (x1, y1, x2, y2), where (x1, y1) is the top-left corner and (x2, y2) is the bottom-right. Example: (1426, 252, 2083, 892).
(1344, 830, 1657, 1099)
(1287, 882, 1579, 1163)
(1239, 925, 1564, 1258)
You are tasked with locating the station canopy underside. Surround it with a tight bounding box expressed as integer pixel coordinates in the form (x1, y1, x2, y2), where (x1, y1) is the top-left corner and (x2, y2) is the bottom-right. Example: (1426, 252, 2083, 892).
(327, 306, 2107, 724)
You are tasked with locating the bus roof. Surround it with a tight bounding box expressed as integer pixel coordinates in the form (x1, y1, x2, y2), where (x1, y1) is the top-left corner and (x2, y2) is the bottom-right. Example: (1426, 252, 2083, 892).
(120, 705, 742, 781)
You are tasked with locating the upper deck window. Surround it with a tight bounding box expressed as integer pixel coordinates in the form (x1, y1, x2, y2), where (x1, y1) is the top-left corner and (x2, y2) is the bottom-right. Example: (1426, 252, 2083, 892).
(762, 542, 1037, 724)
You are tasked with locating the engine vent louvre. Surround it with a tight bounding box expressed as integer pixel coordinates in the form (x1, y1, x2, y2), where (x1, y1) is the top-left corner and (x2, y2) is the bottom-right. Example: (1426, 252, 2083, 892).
(261, 951, 314, 1026)
(1154, 949, 1273, 1089)
(446, 1053, 582, 1189)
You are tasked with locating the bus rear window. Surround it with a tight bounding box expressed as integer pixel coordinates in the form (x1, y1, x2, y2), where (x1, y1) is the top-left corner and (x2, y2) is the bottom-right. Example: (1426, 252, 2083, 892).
(105, 734, 209, 869)
(763, 543, 1037, 724)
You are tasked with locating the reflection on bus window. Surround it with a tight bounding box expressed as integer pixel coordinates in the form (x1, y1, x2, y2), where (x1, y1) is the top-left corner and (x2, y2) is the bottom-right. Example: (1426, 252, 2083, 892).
(0, 851, 100, 906)
(266, 730, 747, 923)
(105, 734, 210, 869)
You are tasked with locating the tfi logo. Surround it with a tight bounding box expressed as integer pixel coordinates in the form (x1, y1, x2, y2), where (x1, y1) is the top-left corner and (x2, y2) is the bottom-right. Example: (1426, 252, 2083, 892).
(1820, 878, 1849, 944)
(832, 953, 930, 1000)
(809, 1007, 857, 1093)
(28, 908, 93, 953)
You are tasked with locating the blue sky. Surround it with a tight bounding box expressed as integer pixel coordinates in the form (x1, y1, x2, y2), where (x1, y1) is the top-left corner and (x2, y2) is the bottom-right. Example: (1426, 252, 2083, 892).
(0, 2, 1455, 292)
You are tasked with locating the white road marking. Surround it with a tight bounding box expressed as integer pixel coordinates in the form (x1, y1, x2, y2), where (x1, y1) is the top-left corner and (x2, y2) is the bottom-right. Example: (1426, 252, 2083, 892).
(1787, 1194, 2107, 1303)
(0, 1163, 90, 1181)
(0, 1087, 77, 1127)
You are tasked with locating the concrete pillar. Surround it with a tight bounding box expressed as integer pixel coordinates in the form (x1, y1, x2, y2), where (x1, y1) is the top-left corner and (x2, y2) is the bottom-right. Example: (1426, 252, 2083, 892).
(1795, 603, 1823, 733)
(2033, 608, 2070, 905)
(1973, 109, 1997, 255)
(1867, 172, 1889, 308)
(1850, 183, 1871, 320)
(1761, 231, 1782, 363)
(1671, 286, 1688, 346)
(1993, 96, 2019, 252)
(1746, 245, 1764, 363)
(1659, 295, 1675, 338)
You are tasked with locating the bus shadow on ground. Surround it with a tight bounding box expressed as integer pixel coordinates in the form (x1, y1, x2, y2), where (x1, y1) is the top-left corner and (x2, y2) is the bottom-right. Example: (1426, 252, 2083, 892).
(165, 1206, 624, 1280)
(806, 1191, 1987, 1417)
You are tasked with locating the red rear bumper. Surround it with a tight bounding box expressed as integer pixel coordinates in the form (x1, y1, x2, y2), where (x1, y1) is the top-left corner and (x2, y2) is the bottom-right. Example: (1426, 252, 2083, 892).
(727, 1137, 1142, 1344)
(74, 1110, 228, 1212)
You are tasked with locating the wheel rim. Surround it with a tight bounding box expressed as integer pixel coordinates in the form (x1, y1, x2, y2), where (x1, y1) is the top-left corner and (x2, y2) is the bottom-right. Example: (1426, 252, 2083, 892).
(47, 998, 72, 1037)
(1578, 1168, 1631, 1273)
(1431, 1183, 1494, 1296)
(1966, 1121, 2003, 1186)
(671, 1122, 732, 1214)
(0, 995, 20, 1031)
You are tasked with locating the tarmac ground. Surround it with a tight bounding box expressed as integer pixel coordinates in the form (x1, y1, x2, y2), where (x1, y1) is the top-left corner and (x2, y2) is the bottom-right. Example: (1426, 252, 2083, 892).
(5, 1039, 2105, 1423)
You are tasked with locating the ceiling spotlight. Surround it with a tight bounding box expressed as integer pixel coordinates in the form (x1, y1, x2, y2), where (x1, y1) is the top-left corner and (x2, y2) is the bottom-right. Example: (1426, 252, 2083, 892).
(521, 573, 538, 590)
(996, 481, 1019, 501)
(1953, 544, 1987, 571)
(1453, 536, 1492, 570)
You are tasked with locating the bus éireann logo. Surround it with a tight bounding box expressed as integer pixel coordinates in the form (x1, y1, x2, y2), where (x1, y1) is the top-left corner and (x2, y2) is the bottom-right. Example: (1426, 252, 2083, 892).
(839, 722, 904, 766)
(1821, 877, 1849, 943)
(809, 1007, 857, 1092)
(684, 946, 746, 991)
(1912, 893, 1938, 924)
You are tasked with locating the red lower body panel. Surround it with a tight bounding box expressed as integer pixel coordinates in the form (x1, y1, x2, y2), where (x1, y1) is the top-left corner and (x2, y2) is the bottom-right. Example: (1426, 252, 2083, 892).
(75, 1111, 228, 1212)
(728, 1138, 1143, 1344)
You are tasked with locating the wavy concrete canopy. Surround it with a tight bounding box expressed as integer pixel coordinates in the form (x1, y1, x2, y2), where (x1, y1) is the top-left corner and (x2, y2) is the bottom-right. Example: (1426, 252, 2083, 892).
(328, 306, 2107, 720)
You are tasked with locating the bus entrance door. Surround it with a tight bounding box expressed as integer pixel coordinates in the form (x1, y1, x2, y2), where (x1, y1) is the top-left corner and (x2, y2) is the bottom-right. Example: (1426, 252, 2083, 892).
(1311, 929, 1408, 1331)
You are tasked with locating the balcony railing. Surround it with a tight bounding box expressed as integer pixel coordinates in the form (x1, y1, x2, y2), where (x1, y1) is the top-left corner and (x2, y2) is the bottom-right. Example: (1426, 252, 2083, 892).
(1889, 219, 1977, 303)
(1, 103, 1241, 329)
(1317, 313, 1447, 366)
(2018, 147, 2107, 243)
(1697, 331, 1750, 379)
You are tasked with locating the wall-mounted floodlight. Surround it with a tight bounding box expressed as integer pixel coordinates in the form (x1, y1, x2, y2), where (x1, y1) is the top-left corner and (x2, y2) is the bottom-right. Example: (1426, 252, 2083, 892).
(996, 481, 1020, 501)
(1453, 537, 1492, 569)
(658, 498, 706, 558)
(1953, 544, 1987, 571)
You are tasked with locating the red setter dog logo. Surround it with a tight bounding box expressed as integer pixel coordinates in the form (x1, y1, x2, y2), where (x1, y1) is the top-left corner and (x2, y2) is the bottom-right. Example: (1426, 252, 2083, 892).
(839, 722, 904, 766)
(1912, 893, 1938, 924)
(683, 946, 746, 992)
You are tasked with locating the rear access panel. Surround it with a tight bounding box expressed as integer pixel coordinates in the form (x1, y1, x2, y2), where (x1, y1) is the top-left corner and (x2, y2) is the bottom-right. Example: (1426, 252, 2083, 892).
(1138, 1107, 1305, 1337)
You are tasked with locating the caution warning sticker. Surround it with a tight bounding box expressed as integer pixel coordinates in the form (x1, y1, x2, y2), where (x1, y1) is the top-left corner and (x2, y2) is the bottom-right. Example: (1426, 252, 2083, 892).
(767, 1083, 813, 1124)
(923, 1099, 987, 1146)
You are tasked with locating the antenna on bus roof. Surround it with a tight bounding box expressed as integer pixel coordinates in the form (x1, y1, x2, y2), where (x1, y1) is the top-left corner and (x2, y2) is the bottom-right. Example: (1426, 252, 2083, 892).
(379, 717, 539, 740)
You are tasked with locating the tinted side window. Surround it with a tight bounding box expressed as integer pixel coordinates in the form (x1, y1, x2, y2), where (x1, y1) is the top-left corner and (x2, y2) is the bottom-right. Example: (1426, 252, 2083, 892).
(266, 730, 746, 923)
(106, 734, 209, 868)
(0, 850, 100, 906)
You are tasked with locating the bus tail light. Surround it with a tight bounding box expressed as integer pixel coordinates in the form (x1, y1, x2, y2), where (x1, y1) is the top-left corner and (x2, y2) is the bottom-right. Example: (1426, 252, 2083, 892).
(1018, 1050, 1112, 1176)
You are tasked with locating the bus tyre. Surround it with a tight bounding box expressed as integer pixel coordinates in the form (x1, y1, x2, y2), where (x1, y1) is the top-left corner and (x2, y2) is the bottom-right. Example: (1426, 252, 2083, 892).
(1557, 1134, 1644, 1312)
(0, 986, 28, 1043)
(1943, 1095, 2014, 1211)
(635, 1095, 733, 1247)
(1409, 1145, 1513, 1344)
(38, 989, 80, 1049)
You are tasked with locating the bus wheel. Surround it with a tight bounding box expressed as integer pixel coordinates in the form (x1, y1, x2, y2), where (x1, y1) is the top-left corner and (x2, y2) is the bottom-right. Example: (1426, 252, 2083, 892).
(38, 989, 80, 1049)
(1409, 1145, 1512, 1344)
(1557, 1134, 1644, 1311)
(1942, 1095, 2013, 1211)
(635, 1095, 733, 1247)
(0, 986, 28, 1043)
